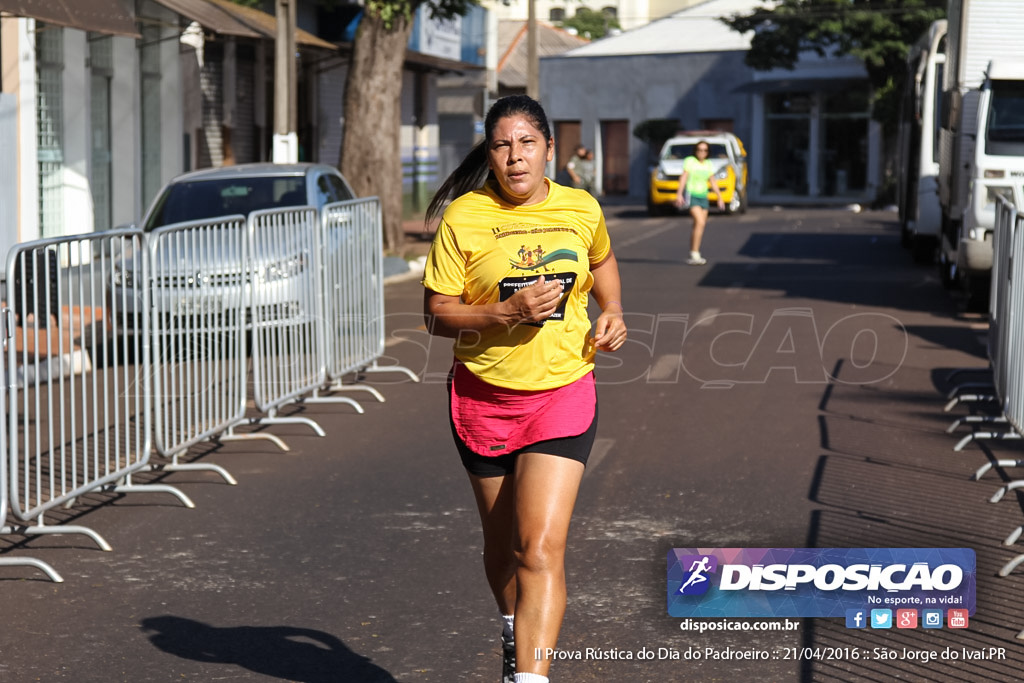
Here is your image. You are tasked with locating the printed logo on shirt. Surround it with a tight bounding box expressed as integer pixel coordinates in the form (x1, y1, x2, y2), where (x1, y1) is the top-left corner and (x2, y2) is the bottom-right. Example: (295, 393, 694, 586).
(510, 245, 579, 272)
(499, 272, 577, 327)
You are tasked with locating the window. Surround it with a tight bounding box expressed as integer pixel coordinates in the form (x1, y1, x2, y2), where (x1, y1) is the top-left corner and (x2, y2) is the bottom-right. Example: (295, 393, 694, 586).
(144, 177, 307, 230)
(986, 80, 1024, 155)
(764, 92, 811, 195)
(549, 8, 565, 22)
(317, 174, 355, 206)
(820, 86, 870, 196)
(36, 24, 64, 237)
(90, 34, 113, 233)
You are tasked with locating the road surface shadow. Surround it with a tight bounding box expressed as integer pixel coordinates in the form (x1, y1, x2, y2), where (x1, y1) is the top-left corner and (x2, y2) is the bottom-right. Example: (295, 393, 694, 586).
(798, 359, 1024, 682)
(140, 616, 398, 682)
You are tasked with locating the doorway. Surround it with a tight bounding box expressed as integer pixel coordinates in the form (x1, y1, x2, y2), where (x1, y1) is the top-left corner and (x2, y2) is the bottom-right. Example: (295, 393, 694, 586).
(600, 119, 629, 195)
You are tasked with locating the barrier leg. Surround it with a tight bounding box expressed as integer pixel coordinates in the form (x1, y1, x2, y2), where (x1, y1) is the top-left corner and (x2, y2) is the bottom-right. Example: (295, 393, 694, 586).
(152, 455, 238, 486)
(974, 459, 1024, 480)
(303, 386, 367, 413)
(106, 473, 195, 509)
(944, 393, 998, 412)
(0, 556, 64, 582)
(946, 382, 996, 400)
(3, 522, 112, 552)
(947, 414, 1007, 433)
(990, 480, 1024, 504)
(954, 430, 1022, 452)
(248, 412, 326, 437)
(359, 359, 420, 383)
(999, 553, 1024, 577)
(217, 426, 290, 453)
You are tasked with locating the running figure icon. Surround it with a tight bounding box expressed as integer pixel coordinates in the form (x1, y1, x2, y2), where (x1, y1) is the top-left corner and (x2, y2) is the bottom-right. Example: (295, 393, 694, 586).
(678, 556, 712, 593)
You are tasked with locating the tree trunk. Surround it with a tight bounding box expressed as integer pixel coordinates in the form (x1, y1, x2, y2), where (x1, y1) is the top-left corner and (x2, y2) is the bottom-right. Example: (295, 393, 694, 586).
(339, 12, 413, 254)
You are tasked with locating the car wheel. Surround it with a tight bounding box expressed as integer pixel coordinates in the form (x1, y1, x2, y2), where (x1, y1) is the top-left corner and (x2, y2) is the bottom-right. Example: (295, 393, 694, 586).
(647, 196, 662, 216)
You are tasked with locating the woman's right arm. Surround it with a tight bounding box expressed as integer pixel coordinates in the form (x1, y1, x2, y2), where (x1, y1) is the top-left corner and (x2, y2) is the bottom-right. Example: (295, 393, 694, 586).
(674, 171, 690, 207)
(424, 277, 564, 338)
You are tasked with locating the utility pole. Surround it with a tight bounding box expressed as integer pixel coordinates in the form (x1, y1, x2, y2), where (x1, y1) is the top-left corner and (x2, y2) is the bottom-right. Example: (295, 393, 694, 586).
(273, 0, 298, 162)
(527, 0, 538, 100)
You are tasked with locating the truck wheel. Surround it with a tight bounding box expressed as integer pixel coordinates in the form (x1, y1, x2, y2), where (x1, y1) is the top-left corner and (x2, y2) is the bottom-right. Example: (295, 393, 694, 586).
(938, 252, 957, 289)
(964, 275, 991, 313)
(912, 235, 937, 265)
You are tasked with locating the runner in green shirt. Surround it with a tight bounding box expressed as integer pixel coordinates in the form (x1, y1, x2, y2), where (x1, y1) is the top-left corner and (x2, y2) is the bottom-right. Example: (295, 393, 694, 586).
(674, 141, 725, 265)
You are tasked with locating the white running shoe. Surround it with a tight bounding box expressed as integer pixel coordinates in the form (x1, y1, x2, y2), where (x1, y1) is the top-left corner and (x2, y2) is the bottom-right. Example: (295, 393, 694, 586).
(686, 254, 707, 266)
(502, 634, 515, 683)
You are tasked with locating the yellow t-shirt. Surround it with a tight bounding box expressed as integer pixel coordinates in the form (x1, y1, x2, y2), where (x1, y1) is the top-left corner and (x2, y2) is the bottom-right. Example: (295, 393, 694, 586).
(422, 178, 611, 390)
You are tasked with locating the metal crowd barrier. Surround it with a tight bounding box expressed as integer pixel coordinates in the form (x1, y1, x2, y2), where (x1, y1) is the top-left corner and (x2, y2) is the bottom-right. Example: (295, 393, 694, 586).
(1, 232, 192, 579)
(2, 198, 418, 581)
(1, 359, 62, 581)
(247, 207, 329, 436)
(938, 199, 1024, 597)
(951, 201, 1023, 456)
(307, 198, 418, 412)
(146, 217, 253, 482)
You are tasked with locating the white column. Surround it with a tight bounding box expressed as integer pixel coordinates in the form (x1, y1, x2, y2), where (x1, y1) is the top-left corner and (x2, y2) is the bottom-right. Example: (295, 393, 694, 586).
(62, 29, 91, 236)
(17, 18, 40, 242)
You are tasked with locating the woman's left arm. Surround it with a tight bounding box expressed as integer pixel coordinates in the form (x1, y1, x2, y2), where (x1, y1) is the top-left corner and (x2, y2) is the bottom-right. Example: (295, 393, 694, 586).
(590, 250, 627, 352)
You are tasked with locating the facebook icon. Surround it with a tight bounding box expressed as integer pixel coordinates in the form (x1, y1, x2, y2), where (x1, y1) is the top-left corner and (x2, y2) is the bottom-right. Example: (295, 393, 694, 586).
(846, 609, 867, 629)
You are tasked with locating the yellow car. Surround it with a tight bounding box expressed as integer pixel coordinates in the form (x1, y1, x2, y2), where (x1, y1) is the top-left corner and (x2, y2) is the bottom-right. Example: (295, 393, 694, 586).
(648, 130, 748, 215)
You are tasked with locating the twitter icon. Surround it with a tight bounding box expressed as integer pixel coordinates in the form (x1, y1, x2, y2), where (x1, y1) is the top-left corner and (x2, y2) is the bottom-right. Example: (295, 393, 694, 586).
(870, 609, 892, 629)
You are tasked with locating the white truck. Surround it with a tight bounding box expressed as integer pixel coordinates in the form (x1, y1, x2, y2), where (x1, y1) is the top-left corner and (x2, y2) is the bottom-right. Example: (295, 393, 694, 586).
(897, 19, 946, 263)
(937, 0, 1024, 304)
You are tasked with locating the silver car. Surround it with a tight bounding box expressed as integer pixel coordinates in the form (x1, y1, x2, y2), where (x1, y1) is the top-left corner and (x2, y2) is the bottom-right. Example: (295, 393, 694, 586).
(139, 163, 355, 231)
(109, 163, 356, 340)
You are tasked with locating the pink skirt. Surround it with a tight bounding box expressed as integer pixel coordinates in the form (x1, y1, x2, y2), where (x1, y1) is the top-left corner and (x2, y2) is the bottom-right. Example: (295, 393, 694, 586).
(448, 362, 596, 457)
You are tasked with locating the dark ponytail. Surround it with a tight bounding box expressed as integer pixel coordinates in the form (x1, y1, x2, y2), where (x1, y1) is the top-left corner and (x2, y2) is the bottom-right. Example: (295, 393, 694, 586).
(425, 141, 490, 224)
(425, 95, 552, 225)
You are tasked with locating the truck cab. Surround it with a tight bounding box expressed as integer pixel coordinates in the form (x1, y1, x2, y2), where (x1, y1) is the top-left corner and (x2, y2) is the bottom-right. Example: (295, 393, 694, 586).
(940, 58, 1024, 298)
(966, 60, 1024, 243)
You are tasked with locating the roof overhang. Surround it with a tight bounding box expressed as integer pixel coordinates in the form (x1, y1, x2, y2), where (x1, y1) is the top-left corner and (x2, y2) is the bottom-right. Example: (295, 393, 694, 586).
(153, 0, 335, 50)
(732, 77, 866, 94)
(404, 48, 484, 75)
(0, 0, 138, 38)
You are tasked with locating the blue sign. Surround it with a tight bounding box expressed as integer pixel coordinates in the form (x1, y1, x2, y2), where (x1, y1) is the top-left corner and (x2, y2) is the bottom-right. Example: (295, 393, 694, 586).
(668, 548, 976, 618)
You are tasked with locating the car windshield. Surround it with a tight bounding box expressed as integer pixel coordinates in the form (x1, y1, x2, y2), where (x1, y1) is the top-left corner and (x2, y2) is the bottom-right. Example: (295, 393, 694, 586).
(663, 143, 730, 161)
(144, 176, 307, 230)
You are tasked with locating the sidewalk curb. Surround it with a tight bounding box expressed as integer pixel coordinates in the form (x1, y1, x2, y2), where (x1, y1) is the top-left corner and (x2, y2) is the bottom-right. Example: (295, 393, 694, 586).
(383, 255, 426, 285)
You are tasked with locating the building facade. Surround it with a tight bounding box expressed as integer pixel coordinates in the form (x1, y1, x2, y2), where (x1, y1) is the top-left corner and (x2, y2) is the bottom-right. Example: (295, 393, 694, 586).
(540, 0, 881, 205)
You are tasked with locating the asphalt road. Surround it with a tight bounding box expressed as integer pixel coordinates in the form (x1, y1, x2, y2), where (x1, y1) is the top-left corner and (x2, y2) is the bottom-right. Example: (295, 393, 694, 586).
(3, 202, 1023, 683)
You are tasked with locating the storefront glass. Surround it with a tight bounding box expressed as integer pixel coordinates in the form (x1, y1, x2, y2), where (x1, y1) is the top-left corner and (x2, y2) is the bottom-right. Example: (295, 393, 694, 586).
(764, 92, 811, 196)
(762, 85, 871, 199)
(819, 88, 869, 197)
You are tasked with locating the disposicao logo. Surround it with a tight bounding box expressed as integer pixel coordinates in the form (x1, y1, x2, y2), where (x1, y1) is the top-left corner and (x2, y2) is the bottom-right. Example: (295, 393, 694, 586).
(667, 548, 976, 618)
